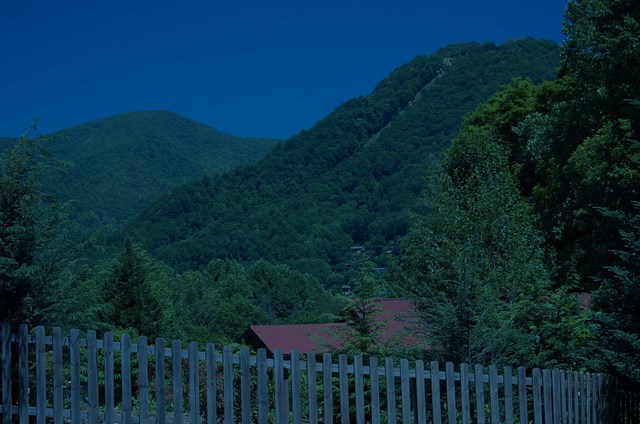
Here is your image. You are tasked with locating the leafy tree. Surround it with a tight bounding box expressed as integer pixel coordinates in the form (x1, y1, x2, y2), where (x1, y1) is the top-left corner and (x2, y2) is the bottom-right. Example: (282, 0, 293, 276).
(402, 127, 555, 366)
(524, 0, 640, 287)
(170, 263, 260, 343)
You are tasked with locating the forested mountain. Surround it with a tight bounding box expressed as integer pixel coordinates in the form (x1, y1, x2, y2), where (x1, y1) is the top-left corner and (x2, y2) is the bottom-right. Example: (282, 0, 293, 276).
(400, 0, 640, 377)
(123, 39, 560, 281)
(1, 111, 280, 228)
(3, 0, 638, 379)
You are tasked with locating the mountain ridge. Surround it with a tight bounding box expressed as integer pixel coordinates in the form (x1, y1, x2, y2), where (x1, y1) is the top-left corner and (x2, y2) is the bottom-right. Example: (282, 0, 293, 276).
(122, 39, 561, 282)
(2, 110, 281, 228)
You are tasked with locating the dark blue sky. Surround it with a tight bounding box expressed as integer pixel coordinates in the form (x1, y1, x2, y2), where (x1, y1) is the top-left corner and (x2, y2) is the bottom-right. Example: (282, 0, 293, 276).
(1, 0, 568, 139)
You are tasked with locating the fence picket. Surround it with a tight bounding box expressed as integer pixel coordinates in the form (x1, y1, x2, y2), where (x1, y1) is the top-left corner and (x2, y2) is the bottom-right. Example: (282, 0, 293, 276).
(504, 367, 513, 424)
(386, 357, 397, 424)
(460, 364, 471, 424)
(567, 371, 574, 424)
(586, 373, 592, 424)
(475, 364, 485, 424)
(323, 352, 333, 424)
(156, 338, 166, 424)
(189, 341, 200, 424)
(18, 325, 28, 424)
(104, 329, 115, 424)
(241, 347, 252, 424)
(517, 367, 527, 424)
(1, 323, 10, 424)
(223, 345, 234, 424)
(274, 349, 285, 424)
(431, 361, 442, 424)
(580, 372, 586, 424)
(552, 369, 561, 424)
(87, 330, 99, 424)
(139, 337, 150, 424)
(489, 365, 499, 424)
(53, 327, 64, 424)
(339, 354, 349, 424)
(173, 339, 183, 424)
(35, 326, 46, 424)
(416, 360, 427, 424)
(543, 369, 553, 424)
(121, 333, 132, 424)
(573, 371, 579, 424)
(370, 356, 381, 424)
(70, 328, 81, 424)
(206, 343, 217, 424)
(401, 359, 411, 424)
(307, 353, 318, 424)
(560, 370, 567, 424)
(257, 348, 268, 424)
(291, 351, 302, 424)
(532, 368, 542, 424)
(354, 355, 365, 424)
(446, 362, 456, 424)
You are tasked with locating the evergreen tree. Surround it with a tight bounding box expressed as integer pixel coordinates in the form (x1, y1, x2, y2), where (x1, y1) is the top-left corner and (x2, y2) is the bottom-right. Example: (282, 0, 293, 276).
(336, 261, 388, 357)
(0, 132, 78, 326)
(101, 239, 173, 338)
(595, 202, 640, 381)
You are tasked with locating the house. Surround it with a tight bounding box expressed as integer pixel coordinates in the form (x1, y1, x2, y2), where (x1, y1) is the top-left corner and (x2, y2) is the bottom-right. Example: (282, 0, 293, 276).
(245, 298, 420, 356)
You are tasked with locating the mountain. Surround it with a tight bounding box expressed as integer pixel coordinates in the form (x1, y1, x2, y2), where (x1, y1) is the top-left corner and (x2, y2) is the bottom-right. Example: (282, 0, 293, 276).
(26, 111, 281, 227)
(123, 39, 561, 282)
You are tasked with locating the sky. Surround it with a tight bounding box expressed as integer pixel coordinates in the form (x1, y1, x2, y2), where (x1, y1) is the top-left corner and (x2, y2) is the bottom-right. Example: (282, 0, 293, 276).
(1, 0, 568, 140)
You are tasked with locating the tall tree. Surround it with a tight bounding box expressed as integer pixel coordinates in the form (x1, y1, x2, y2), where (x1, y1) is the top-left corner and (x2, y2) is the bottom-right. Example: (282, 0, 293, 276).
(595, 202, 640, 381)
(0, 132, 78, 326)
(402, 127, 555, 366)
(101, 239, 174, 338)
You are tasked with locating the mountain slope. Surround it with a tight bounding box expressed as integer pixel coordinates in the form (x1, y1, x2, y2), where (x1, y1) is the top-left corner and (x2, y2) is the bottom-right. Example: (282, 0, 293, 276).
(124, 39, 561, 281)
(38, 111, 280, 227)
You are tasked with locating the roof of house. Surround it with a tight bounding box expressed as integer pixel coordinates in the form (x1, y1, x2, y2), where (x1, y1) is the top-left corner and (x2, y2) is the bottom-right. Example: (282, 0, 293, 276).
(248, 322, 348, 355)
(247, 298, 419, 355)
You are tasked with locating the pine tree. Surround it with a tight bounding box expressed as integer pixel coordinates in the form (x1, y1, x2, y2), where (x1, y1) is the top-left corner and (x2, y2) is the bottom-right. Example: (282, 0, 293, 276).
(101, 239, 173, 338)
(0, 132, 73, 326)
(595, 202, 640, 381)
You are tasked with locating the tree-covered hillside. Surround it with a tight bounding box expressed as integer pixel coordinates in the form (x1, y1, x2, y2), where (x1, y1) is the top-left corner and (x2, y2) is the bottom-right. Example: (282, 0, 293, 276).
(2, 111, 280, 228)
(123, 39, 560, 282)
(399, 0, 640, 377)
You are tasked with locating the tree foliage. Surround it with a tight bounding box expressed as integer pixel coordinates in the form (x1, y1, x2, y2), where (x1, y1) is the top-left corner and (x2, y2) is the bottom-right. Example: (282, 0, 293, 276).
(0, 133, 81, 326)
(122, 40, 560, 286)
(99, 239, 174, 338)
(402, 127, 556, 366)
(595, 202, 640, 381)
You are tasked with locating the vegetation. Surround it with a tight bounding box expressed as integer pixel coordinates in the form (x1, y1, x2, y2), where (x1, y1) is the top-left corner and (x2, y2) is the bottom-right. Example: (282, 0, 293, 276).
(398, 0, 639, 377)
(1, 0, 639, 385)
(1, 111, 280, 229)
(123, 39, 560, 286)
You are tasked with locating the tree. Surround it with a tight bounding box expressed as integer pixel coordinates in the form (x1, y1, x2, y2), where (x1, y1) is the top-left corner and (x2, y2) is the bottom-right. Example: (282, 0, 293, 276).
(594, 202, 640, 381)
(101, 239, 174, 338)
(0, 132, 78, 326)
(334, 261, 389, 357)
(402, 127, 555, 366)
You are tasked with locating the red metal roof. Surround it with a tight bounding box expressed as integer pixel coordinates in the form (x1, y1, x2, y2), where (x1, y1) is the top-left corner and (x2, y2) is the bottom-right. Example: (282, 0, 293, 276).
(249, 322, 348, 354)
(247, 298, 419, 355)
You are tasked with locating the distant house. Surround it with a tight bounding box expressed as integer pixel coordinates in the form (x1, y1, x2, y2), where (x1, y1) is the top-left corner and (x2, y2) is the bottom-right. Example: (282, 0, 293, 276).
(245, 298, 420, 357)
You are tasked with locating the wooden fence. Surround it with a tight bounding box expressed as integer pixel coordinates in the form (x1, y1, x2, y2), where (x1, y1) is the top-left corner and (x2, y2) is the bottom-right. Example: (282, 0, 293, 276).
(0, 323, 635, 423)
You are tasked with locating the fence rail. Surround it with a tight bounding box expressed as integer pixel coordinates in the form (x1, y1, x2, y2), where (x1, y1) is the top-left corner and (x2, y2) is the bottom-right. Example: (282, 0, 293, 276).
(0, 323, 635, 423)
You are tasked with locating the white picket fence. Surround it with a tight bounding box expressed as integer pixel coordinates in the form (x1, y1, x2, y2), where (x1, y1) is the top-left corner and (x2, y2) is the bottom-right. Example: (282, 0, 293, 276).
(0, 323, 627, 423)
